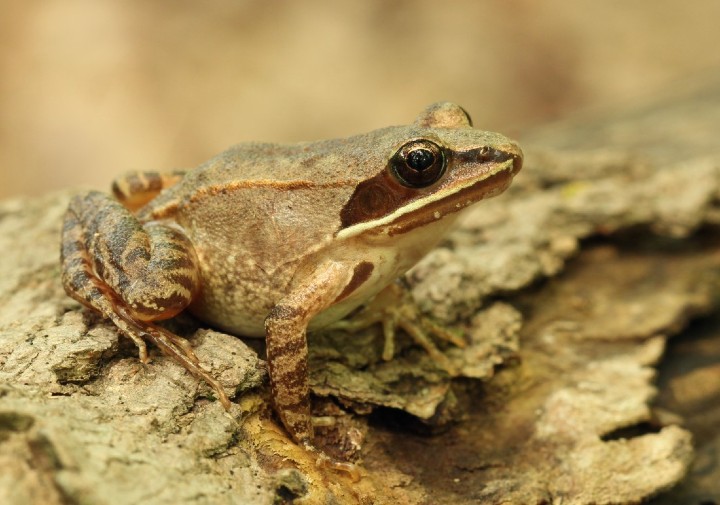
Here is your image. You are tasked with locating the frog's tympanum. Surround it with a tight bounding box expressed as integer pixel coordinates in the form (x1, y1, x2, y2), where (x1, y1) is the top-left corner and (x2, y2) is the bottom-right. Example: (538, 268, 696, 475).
(61, 102, 522, 473)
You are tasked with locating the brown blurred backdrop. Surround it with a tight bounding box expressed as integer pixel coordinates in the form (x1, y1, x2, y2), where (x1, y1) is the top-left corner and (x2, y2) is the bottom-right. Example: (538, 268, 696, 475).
(1, 0, 719, 199)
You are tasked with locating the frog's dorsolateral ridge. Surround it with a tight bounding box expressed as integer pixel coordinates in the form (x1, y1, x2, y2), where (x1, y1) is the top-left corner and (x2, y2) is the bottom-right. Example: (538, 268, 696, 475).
(60, 102, 522, 474)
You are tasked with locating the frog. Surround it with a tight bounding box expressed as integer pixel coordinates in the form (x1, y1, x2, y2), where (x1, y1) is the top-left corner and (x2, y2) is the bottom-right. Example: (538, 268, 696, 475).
(60, 102, 522, 473)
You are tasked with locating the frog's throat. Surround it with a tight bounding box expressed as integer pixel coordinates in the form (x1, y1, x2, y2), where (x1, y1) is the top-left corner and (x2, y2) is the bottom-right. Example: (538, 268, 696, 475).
(336, 160, 515, 240)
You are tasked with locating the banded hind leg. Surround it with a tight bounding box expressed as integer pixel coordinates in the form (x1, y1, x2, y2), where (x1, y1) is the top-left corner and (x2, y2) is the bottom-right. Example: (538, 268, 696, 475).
(61, 191, 231, 408)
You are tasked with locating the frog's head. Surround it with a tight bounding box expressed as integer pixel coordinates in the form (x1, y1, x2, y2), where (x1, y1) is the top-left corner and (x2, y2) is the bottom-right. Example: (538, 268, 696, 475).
(337, 102, 522, 239)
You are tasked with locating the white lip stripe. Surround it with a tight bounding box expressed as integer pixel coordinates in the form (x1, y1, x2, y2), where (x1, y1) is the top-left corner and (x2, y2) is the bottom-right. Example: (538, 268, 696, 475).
(337, 160, 513, 240)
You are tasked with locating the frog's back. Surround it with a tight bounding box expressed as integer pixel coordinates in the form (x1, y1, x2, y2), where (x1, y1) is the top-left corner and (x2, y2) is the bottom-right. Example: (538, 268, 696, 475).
(177, 135, 386, 188)
(169, 139, 370, 255)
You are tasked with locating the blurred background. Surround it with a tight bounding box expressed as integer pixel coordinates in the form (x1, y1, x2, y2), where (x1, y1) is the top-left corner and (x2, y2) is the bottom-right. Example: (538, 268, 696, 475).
(1, 0, 719, 199)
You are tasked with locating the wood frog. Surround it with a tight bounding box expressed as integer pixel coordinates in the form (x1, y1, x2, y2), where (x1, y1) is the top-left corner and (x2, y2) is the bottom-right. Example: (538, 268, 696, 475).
(60, 102, 522, 471)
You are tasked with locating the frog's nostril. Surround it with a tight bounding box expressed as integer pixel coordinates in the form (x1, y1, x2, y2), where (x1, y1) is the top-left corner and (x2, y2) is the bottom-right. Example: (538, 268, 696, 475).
(476, 147, 511, 164)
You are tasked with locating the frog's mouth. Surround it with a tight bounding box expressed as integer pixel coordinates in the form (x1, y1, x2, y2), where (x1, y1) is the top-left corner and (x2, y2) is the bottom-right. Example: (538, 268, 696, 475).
(337, 146, 521, 240)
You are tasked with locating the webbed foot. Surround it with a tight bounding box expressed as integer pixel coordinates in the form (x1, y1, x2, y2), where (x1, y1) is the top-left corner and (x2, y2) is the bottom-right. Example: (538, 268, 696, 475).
(329, 282, 465, 373)
(304, 443, 361, 482)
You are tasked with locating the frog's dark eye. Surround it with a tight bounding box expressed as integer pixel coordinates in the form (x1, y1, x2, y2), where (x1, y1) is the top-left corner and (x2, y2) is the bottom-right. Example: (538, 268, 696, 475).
(390, 139, 446, 188)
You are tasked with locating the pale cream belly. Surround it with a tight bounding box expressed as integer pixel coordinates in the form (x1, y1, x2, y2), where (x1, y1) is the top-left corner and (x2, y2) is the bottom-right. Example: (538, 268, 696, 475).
(187, 262, 379, 338)
(185, 245, 371, 337)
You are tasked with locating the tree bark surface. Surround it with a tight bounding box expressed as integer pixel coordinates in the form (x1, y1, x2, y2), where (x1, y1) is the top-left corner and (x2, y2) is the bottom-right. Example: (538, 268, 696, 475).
(2, 73, 720, 504)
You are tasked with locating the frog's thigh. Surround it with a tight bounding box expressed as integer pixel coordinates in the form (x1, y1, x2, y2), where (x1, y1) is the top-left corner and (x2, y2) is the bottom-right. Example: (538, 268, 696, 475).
(111, 170, 185, 212)
(264, 261, 357, 447)
(62, 191, 199, 322)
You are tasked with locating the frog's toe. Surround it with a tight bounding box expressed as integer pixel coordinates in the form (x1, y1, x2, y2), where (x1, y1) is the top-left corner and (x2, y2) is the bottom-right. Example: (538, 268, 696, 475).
(321, 457, 361, 482)
(311, 415, 337, 428)
(306, 444, 361, 482)
(396, 317, 458, 374)
(420, 316, 467, 349)
(372, 295, 464, 372)
(134, 336, 150, 363)
(163, 332, 200, 365)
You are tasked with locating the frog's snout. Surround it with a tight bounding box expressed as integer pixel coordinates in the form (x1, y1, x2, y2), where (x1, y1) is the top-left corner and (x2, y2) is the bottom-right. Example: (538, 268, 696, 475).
(511, 149, 523, 175)
(503, 143, 523, 176)
(456, 143, 523, 175)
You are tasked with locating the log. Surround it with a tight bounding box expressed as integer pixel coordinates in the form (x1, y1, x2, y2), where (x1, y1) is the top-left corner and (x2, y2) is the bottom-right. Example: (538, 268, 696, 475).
(2, 73, 720, 504)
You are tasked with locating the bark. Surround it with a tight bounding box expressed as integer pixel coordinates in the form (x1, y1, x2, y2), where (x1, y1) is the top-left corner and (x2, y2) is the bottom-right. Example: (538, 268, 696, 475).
(2, 74, 720, 504)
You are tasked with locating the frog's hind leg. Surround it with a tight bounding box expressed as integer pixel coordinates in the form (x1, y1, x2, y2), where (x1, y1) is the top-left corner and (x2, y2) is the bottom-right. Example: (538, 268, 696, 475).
(61, 191, 231, 409)
(111, 170, 186, 212)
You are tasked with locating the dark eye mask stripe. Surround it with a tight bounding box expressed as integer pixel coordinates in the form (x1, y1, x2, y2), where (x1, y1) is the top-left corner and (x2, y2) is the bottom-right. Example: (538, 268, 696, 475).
(339, 170, 416, 228)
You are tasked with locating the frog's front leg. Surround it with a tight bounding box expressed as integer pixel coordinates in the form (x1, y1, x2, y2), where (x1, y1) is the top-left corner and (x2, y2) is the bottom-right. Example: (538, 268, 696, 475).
(264, 261, 359, 467)
(61, 191, 231, 408)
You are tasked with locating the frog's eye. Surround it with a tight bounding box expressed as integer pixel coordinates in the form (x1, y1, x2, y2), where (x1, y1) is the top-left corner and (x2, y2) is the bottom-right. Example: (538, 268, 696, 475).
(391, 139, 446, 188)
